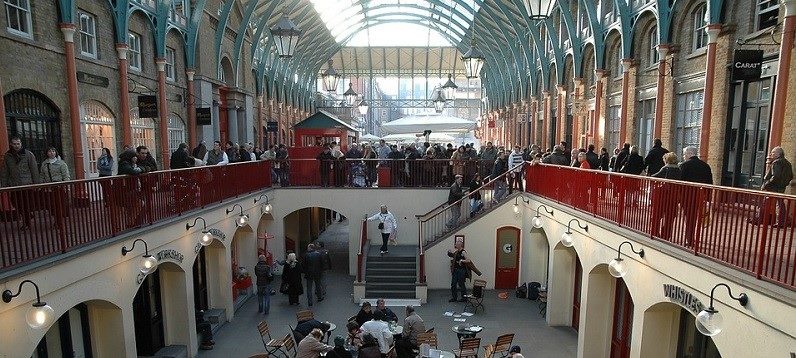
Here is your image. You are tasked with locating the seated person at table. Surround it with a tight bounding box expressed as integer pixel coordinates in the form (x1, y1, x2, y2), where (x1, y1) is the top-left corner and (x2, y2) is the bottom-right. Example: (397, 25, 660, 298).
(296, 319, 332, 341)
(396, 305, 425, 358)
(376, 298, 398, 322)
(360, 311, 393, 356)
(325, 336, 353, 358)
(346, 321, 364, 348)
(296, 328, 334, 358)
(356, 301, 374, 326)
(358, 333, 383, 358)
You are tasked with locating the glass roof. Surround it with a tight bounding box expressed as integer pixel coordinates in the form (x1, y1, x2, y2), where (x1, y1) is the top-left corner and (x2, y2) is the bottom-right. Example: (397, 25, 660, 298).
(309, 0, 480, 45)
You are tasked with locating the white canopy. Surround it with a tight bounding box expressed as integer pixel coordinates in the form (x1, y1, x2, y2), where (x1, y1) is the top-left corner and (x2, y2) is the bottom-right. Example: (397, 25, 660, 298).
(381, 113, 477, 135)
(382, 133, 456, 143)
(359, 133, 381, 142)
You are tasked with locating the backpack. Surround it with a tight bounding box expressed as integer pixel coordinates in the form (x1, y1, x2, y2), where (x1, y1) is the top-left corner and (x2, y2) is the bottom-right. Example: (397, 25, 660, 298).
(528, 282, 541, 301)
(515, 283, 527, 299)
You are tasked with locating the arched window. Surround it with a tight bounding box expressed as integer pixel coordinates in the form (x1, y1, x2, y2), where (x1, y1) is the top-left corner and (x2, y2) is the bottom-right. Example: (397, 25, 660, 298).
(4, 89, 62, 162)
(692, 4, 708, 51)
(130, 108, 157, 154)
(167, 114, 186, 154)
(80, 100, 115, 177)
(648, 26, 659, 66)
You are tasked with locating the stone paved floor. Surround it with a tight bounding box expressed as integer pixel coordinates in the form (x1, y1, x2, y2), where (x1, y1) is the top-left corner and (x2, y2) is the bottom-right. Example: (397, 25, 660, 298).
(199, 221, 578, 357)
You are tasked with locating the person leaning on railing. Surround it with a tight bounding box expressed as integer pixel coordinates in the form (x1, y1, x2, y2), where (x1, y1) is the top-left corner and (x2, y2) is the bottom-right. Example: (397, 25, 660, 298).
(650, 153, 682, 240)
(491, 151, 509, 203)
(680, 146, 713, 245)
(755, 146, 793, 227)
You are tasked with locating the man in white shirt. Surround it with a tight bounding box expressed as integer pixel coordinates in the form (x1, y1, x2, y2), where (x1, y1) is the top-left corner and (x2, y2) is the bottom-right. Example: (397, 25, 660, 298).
(203, 140, 229, 165)
(360, 311, 393, 355)
(367, 205, 398, 254)
(507, 145, 525, 193)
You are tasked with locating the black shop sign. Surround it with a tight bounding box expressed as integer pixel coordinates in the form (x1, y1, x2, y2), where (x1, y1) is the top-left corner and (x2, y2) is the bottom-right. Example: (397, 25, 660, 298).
(137, 95, 158, 118)
(732, 50, 763, 81)
(196, 107, 212, 125)
(266, 121, 278, 132)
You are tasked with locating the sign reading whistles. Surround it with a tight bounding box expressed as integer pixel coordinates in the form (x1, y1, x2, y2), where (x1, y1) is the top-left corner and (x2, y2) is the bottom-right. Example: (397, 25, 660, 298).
(663, 284, 705, 316)
(732, 50, 764, 81)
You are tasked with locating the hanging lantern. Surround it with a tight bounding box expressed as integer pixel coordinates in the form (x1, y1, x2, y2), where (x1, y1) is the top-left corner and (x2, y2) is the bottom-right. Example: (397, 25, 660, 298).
(358, 99, 369, 115)
(432, 90, 446, 113)
(344, 82, 358, 106)
(270, 15, 302, 58)
(523, 0, 556, 21)
(442, 74, 458, 101)
(461, 40, 485, 79)
(321, 59, 339, 92)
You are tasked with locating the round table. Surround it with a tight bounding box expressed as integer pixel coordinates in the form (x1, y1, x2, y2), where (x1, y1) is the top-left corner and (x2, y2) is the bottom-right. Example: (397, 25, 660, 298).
(323, 322, 337, 344)
(389, 324, 403, 337)
(451, 325, 483, 342)
(438, 351, 455, 358)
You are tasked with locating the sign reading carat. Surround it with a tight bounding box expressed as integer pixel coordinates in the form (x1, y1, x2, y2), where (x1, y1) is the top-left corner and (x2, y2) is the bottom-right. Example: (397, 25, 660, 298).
(731, 50, 763, 81)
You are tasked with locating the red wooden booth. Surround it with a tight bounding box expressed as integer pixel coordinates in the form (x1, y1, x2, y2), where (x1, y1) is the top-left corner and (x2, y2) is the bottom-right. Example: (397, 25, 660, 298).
(288, 111, 359, 184)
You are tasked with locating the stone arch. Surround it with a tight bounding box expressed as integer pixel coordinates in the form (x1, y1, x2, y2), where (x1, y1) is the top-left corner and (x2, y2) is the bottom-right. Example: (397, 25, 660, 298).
(522, 226, 550, 285)
(671, 0, 708, 58)
(632, 12, 659, 69)
(80, 99, 117, 178)
(220, 56, 236, 86)
(231, 224, 256, 282)
(25, 299, 125, 358)
(604, 29, 624, 80)
(4, 89, 63, 162)
(192, 239, 233, 321)
(548, 240, 580, 327)
(581, 43, 596, 98)
(278, 204, 357, 274)
(581, 263, 617, 357)
(640, 301, 685, 358)
(132, 261, 194, 355)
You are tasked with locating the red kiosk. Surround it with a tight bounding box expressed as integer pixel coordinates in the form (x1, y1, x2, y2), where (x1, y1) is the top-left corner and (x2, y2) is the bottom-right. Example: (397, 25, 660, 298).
(288, 111, 359, 185)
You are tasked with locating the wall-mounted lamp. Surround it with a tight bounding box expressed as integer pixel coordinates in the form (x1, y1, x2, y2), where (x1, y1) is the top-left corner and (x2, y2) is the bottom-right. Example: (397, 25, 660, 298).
(608, 241, 645, 278)
(561, 218, 588, 247)
(121, 239, 158, 274)
(2, 280, 55, 329)
(696, 283, 749, 337)
(186, 217, 214, 247)
(532, 204, 554, 228)
(254, 194, 272, 214)
(226, 204, 249, 227)
(513, 196, 530, 214)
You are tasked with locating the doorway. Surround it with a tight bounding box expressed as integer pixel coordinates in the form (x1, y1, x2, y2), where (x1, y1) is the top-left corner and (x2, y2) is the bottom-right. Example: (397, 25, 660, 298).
(495, 226, 520, 289)
(637, 99, 655, 155)
(572, 257, 582, 330)
(32, 304, 92, 358)
(722, 78, 773, 189)
(81, 100, 116, 178)
(133, 270, 164, 356)
(610, 278, 634, 358)
(193, 247, 209, 311)
(676, 308, 721, 357)
(4, 89, 62, 162)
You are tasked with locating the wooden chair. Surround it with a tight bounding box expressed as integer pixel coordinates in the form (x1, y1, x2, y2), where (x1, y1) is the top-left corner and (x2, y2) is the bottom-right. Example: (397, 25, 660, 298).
(296, 309, 314, 322)
(463, 279, 487, 313)
(387, 344, 396, 358)
(491, 333, 515, 358)
(425, 327, 434, 333)
(453, 337, 481, 358)
(416, 332, 438, 348)
(258, 321, 288, 357)
(281, 333, 298, 358)
(482, 344, 495, 358)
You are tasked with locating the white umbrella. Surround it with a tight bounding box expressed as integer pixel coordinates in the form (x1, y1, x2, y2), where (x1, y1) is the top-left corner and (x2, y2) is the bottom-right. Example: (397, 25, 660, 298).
(382, 133, 456, 143)
(381, 113, 477, 134)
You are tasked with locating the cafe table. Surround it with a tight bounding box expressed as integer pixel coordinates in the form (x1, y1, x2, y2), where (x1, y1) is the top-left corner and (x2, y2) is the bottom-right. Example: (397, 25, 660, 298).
(450, 324, 483, 343)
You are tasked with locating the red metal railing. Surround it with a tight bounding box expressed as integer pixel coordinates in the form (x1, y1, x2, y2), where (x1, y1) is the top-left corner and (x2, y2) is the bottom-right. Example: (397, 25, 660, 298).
(525, 163, 796, 289)
(0, 161, 271, 272)
(416, 162, 527, 283)
(356, 219, 368, 283)
(277, 159, 495, 188)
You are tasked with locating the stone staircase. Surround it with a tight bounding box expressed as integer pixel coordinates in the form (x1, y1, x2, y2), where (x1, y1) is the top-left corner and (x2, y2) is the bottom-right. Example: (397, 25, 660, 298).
(364, 245, 417, 299)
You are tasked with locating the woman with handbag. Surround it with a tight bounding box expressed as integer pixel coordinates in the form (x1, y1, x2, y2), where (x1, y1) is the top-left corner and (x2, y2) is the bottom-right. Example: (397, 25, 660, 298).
(366, 205, 398, 255)
(279, 253, 304, 305)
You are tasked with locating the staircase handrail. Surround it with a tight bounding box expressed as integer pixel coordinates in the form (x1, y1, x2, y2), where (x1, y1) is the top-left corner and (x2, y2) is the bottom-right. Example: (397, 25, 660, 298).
(356, 219, 368, 282)
(416, 161, 526, 284)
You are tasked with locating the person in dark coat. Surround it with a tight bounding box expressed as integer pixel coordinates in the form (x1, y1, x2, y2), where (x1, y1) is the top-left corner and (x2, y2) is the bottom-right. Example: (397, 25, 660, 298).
(613, 143, 631, 172)
(585, 144, 600, 169)
(651, 153, 682, 240)
(541, 145, 569, 166)
(679, 146, 714, 244)
(599, 147, 610, 171)
(135, 146, 158, 173)
(757, 146, 793, 227)
(254, 254, 273, 314)
(644, 138, 669, 176)
(355, 301, 374, 327)
(679, 147, 713, 185)
(303, 244, 324, 306)
(620, 146, 645, 175)
(170, 143, 194, 169)
(317, 145, 334, 187)
(280, 253, 304, 305)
